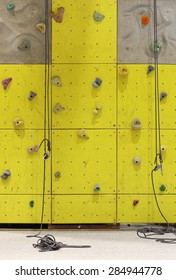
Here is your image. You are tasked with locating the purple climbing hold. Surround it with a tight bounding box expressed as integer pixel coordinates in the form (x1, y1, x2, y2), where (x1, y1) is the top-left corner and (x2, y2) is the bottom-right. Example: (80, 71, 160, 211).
(2, 77, 12, 90)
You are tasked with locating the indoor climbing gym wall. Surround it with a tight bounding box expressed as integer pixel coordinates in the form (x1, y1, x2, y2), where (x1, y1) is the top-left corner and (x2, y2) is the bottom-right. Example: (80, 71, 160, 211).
(1, 0, 176, 226)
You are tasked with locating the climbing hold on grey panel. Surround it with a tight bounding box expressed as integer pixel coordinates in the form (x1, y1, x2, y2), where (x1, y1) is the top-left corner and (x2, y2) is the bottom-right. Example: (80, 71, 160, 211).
(160, 92, 167, 101)
(27, 145, 39, 153)
(93, 103, 103, 115)
(55, 171, 61, 178)
(92, 77, 102, 88)
(1, 170, 11, 179)
(119, 67, 129, 77)
(133, 200, 139, 206)
(36, 23, 46, 33)
(2, 77, 12, 90)
(51, 76, 62, 87)
(49, 7, 65, 23)
(13, 118, 24, 128)
(18, 40, 31, 51)
(93, 11, 105, 22)
(7, 2, 15, 11)
(150, 40, 162, 53)
(141, 15, 150, 26)
(53, 103, 65, 113)
(147, 65, 155, 74)
(94, 184, 101, 191)
(132, 156, 141, 165)
(159, 185, 166, 192)
(77, 129, 89, 139)
(28, 91, 37, 100)
(131, 118, 141, 130)
(29, 200, 34, 208)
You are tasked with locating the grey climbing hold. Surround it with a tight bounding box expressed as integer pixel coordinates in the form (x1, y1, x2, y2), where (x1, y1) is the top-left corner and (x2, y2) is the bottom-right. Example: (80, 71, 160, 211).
(92, 77, 102, 88)
(55, 171, 61, 178)
(1, 170, 11, 179)
(131, 118, 142, 130)
(160, 92, 167, 101)
(132, 156, 141, 165)
(7, 2, 15, 11)
(51, 76, 62, 87)
(150, 40, 162, 53)
(53, 103, 65, 113)
(18, 40, 31, 51)
(94, 184, 100, 191)
(28, 91, 37, 100)
(93, 11, 105, 22)
(147, 65, 155, 74)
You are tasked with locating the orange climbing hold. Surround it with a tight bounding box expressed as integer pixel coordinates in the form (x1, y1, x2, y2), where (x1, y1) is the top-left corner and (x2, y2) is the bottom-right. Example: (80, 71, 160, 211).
(141, 16, 150, 26)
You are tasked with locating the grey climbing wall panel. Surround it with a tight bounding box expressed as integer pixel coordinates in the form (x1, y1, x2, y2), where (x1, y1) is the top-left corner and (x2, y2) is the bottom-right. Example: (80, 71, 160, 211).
(118, 0, 176, 64)
(0, 0, 51, 64)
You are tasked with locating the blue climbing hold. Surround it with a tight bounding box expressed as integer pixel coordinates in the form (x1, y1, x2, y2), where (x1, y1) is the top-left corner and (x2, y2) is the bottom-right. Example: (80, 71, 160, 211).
(147, 65, 155, 74)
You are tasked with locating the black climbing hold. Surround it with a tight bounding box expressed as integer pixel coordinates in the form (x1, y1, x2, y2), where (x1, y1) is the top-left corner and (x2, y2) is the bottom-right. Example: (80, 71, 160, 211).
(28, 91, 37, 100)
(29, 200, 34, 208)
(147, 65, 155, 74)
(55, 171, 61, 178)
(18, 40, 31, 51)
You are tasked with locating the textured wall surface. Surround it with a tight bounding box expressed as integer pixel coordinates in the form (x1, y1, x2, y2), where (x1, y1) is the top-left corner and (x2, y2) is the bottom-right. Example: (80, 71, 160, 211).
(118, 0, 176, 64)
(0, 0, 48, 63)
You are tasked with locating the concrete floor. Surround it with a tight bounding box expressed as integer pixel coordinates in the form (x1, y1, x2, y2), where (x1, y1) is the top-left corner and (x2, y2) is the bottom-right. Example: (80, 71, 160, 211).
(0, 228, 176, 260)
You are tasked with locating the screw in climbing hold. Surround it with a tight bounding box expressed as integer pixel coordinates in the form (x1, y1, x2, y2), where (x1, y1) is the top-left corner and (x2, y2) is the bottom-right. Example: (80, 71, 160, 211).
(51, 76, 62, 87)
(13, 118, 24, 128)
(29, 200, 34, 208)
(94, 184, 101, 191)
(77, 129, 89, 139)
(131, 118, 142, 130)
(35, 23, 46, 33)
(18, 40, 31, 51)
(160, 92, 167, 101)
(55, 171, 61, 178)
(132, 156, 142, 165)
(28, 91, 37, 101)
(93, 103, 103, 115)
(92, 77, 102, 88)
(49, 7, 65, 23)
(159, 185, 166, 192)
(150, 40, 162, 53)
(2, 77, 12, 90)
(93, 11, 105, 22)
(53, 103, 65, 113)
(1, 170, 11, 179)
(147, 65, 155, 74)
(141, 15, 150, 26)
(7, 2, 15, 11)
(133, 200, 139, 206)
(119, 67, 129, 77)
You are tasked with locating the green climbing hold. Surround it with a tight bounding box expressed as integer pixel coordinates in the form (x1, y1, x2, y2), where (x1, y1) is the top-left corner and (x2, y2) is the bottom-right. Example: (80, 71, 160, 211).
(29, 200, 34, 208)
(150, 40, 162, 53)
(93, 11, 105, 22)
(159, 185, 166, 192)
(7, 2, 15, 11)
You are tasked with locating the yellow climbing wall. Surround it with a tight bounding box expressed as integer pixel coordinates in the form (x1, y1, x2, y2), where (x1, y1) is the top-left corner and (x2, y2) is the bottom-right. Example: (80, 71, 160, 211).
(1, 0, 175, 225)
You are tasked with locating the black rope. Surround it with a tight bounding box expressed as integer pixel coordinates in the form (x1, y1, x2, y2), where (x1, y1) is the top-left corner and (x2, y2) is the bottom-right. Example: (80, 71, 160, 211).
(33, 234, 91, 252)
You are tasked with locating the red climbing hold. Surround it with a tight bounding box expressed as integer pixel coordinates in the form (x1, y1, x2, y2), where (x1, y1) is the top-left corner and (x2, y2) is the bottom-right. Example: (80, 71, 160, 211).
(2, 77, 12, 90)
(141, 16, 150, 26)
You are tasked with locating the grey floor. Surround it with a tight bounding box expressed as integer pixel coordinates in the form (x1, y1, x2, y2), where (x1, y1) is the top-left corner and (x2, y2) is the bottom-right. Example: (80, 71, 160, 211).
(0, 227, 176, 260)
